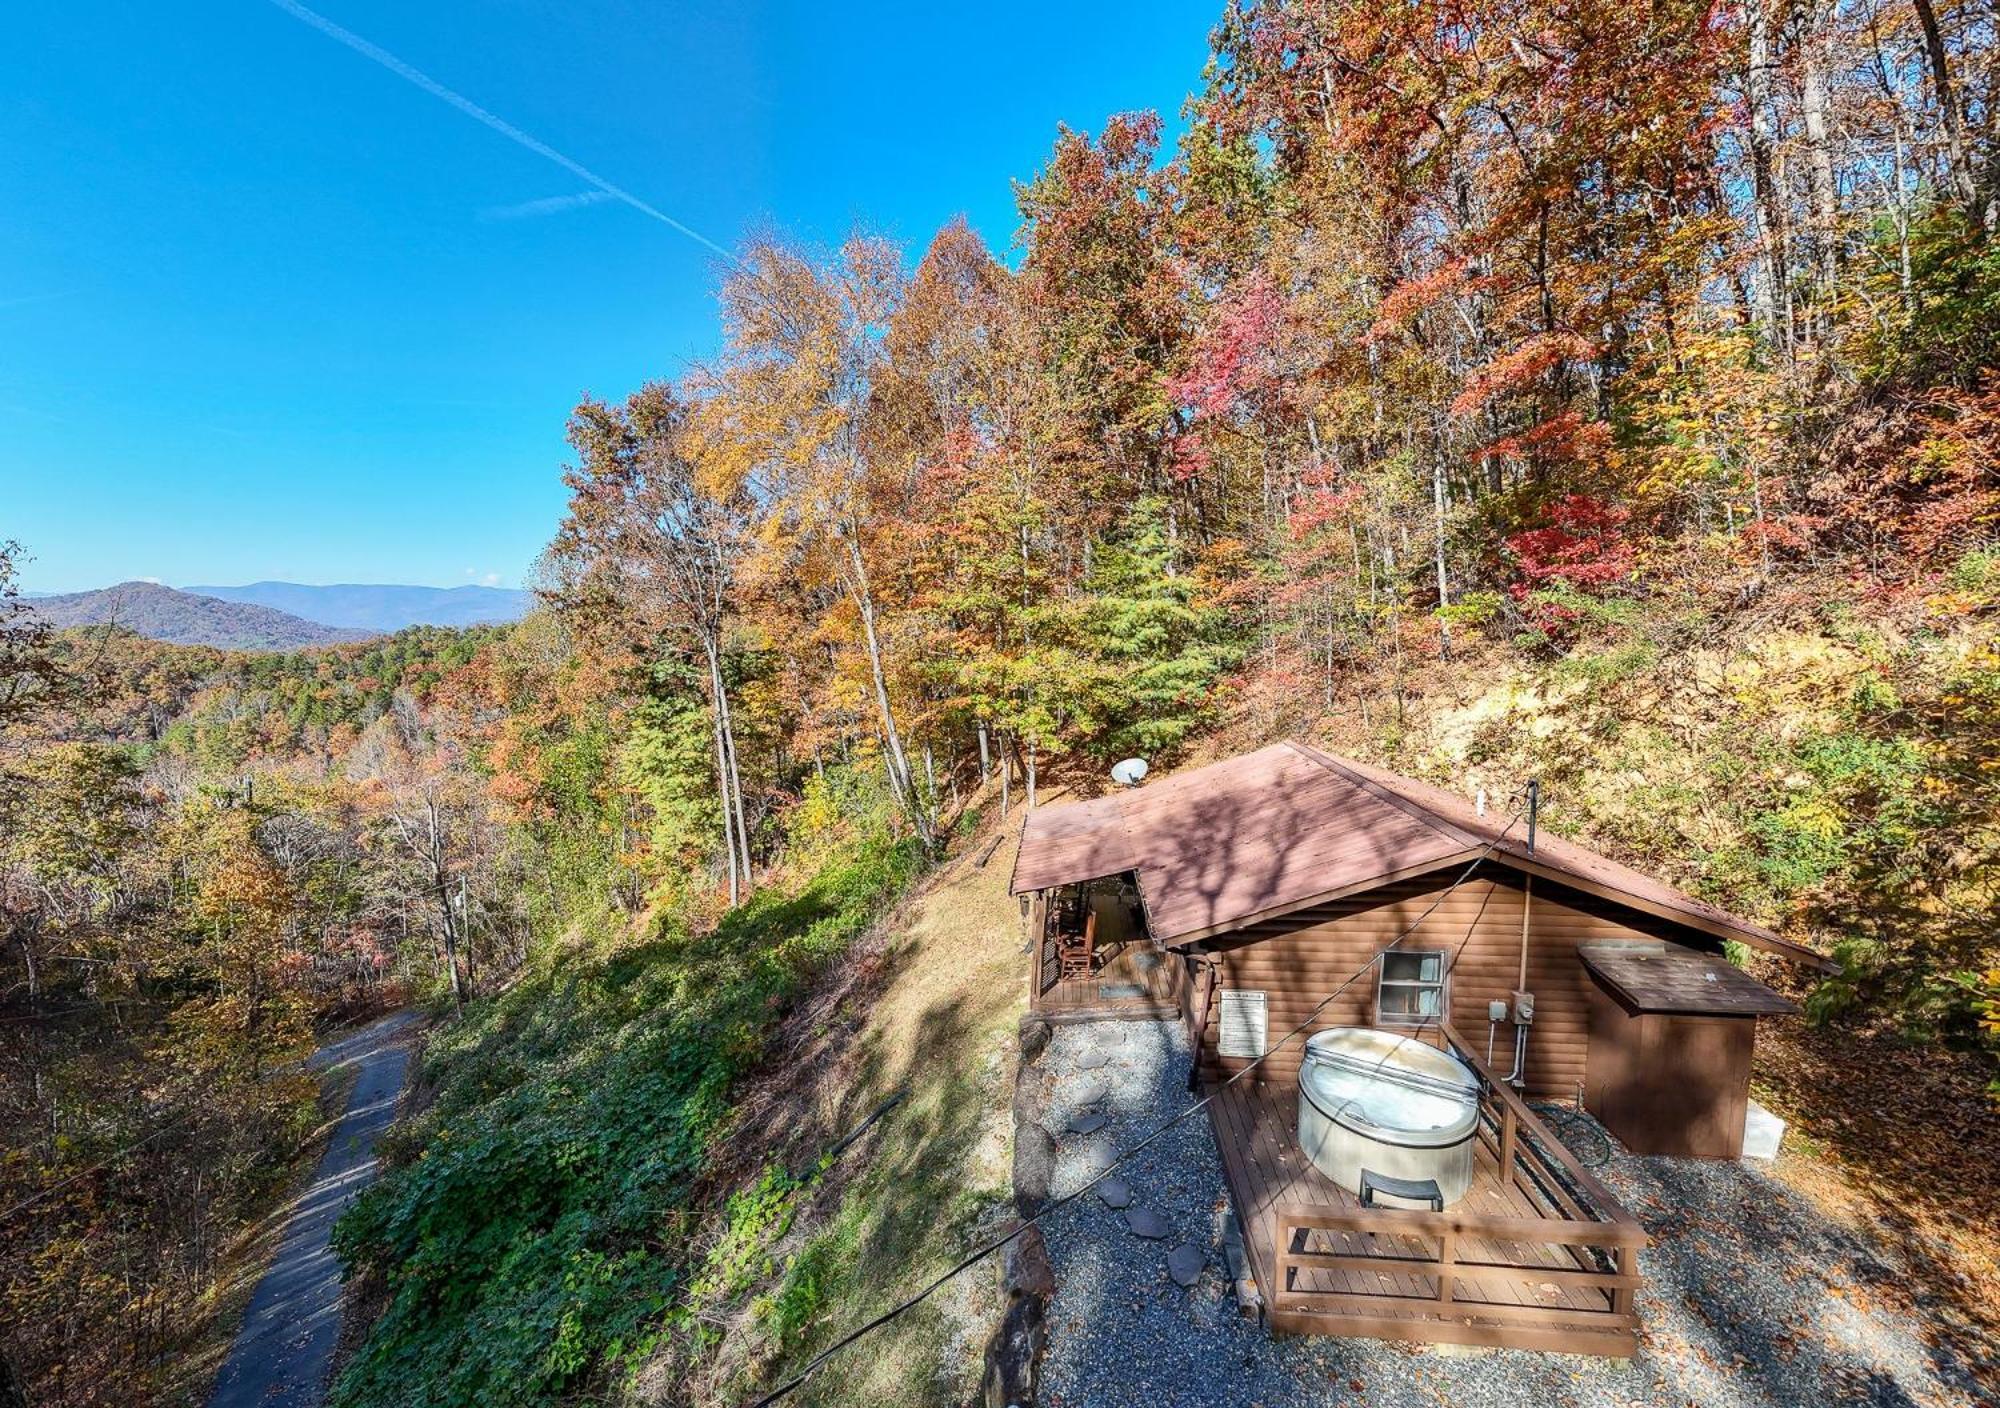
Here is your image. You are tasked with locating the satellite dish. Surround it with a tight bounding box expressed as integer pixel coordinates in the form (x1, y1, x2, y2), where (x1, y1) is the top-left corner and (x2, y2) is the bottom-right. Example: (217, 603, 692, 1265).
(1110, 757, 1150, 788)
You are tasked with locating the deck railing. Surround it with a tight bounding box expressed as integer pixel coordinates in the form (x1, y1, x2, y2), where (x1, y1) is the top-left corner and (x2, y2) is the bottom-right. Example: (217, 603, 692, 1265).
(1271, 1022, 1646, 1346)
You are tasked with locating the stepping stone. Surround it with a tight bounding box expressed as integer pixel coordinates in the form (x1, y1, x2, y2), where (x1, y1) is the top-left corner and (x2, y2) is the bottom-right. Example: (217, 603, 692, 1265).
(1167, 1242, 1205, 1287)
(1067, 1110, 1108, 1135)
(1075, 1049, 1111, 1071)
(1124, 1206, 1170, 1239)
(1076, 1143, 1117, 1176)
(1070, 1079, 1111, 1106)
(1097, 1177, 1133, 1209)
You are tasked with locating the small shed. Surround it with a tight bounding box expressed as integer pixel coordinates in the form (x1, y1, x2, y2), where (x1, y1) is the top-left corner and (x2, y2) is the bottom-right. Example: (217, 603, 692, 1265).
(1579, 942, 1801, 1158)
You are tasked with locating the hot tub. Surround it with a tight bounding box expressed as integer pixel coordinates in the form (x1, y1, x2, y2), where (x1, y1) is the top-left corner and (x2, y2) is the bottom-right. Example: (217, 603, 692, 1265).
(1296, 1027, 1482, 1206)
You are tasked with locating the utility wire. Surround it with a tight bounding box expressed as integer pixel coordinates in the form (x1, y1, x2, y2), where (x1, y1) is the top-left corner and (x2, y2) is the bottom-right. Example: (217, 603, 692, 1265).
(0, 998, 139, 1025)
(747, 795, 1528, 1408)
(0, 1013, 398, 1223)
(0, 1107, 202, 1224)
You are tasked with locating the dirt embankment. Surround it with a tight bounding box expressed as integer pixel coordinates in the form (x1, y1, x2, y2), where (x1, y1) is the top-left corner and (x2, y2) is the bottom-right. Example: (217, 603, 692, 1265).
(638, 803, 1033, 1406)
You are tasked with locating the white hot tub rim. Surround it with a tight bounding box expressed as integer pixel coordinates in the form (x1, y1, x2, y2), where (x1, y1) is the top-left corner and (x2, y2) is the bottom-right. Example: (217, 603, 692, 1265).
(1297, 1027, 1482, 1151)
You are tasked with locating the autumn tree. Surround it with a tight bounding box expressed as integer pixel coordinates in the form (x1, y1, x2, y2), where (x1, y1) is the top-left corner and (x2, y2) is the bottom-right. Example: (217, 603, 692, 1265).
(719, 233, 939, 844)
(550, 383, 758, 903)
(0, 541, 67, 736)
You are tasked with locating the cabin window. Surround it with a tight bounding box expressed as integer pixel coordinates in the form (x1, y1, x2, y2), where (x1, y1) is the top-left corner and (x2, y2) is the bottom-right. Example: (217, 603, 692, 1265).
(1377, 949, 1446, 1024)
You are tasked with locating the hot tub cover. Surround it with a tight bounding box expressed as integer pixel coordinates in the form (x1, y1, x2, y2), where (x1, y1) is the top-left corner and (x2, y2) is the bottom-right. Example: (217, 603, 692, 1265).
(1300, 1028, 1480, 1150)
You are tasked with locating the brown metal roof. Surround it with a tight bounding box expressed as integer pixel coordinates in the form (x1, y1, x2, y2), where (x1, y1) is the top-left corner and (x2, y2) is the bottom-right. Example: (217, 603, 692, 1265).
(1580, 943, 1801, 1017)
(1010, 740, 1833, 969)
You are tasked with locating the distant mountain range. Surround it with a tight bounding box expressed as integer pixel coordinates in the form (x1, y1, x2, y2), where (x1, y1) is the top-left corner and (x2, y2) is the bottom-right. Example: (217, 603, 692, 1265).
(25, 582, 374, 652)
(23, 579, 534, 652)
(184, 581, 531, 632)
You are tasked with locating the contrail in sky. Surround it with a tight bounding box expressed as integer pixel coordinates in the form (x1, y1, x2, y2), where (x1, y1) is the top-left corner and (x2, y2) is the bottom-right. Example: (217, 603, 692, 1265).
(482, 190, 618, 221)
(261, 0, 734, 261)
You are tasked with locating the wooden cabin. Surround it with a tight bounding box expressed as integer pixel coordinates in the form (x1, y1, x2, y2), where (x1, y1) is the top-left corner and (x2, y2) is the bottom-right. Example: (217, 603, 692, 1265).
(1011, 740, 1831, 1355)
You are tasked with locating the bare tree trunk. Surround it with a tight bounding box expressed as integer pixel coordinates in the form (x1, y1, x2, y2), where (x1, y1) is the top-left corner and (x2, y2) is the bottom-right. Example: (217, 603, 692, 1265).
(705, 653, 740, 907)
(457, 877, 477, 999)
(1798, 0, 1843, 310)
(703, 636, 752, 901)
(1431, 447, 1452, 661)
(1890, 109, 1916, 311)
(1323, 587, 1337, 711)
(15, 926, 38, 1001)
(844, 534, 935, 846)
(1745, 0, 1791, 350)
(1912, 0, 1980, 219)
(977, 720, 991, 784)
(999, 733, 1011, 817)
(718, 690, 752, 888)
(438, 901, 463, 1014)
(1749, 454, 1775, 579)
(1025, 737, 1038, 809)
(427, 804, 463, 1013)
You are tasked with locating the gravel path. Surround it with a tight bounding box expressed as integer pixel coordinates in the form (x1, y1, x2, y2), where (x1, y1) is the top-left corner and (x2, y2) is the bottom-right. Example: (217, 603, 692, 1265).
(1034, 1018, 1990, 1408)
(205, 1011, 416, 1408)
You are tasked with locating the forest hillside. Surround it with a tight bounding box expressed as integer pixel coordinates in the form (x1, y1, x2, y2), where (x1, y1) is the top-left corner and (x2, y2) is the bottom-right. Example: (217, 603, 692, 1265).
(182, 582, 533, 633)
(3, 0, 1997, 1402)
(25, 582, 373, 651)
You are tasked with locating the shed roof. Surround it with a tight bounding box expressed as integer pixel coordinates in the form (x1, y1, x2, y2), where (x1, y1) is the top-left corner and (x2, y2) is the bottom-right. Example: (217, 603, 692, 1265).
(1009, 741, 1832, 969)
(1580, 943, 1801, 1017)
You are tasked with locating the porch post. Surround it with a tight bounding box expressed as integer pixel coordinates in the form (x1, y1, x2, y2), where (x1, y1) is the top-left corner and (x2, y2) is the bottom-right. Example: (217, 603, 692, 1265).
(1026, 890, 1048, 1009)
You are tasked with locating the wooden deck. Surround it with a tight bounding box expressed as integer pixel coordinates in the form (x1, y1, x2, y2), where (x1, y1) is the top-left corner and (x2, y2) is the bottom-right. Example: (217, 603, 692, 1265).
(1207, 1026, 1645, 1355)
(1034, 954, 1184, 1021)
(1035, 980, 1180, 1022)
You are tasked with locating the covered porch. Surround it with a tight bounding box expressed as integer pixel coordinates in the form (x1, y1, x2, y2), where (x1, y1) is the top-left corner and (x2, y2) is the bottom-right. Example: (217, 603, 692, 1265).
(1208, 1023, 1646, 1355)
(1025, 875, 1187, 1022)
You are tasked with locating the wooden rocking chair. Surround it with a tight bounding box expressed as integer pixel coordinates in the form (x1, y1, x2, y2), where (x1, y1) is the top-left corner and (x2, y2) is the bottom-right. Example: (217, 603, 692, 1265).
(1057, 909, 1098, 981)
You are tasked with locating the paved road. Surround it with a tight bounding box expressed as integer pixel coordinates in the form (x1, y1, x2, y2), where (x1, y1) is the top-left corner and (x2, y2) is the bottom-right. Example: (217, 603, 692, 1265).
(204, 1010, 417, 1408)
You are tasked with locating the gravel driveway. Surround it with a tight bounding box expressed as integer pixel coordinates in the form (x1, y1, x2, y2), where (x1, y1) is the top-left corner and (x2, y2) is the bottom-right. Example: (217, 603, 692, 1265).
(1033, 1018, 1991, 1408)
(204, 1010, 417, 1408)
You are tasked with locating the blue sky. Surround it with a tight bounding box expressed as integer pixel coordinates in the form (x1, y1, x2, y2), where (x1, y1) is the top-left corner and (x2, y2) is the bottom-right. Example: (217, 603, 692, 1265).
(0, 0, 1216, 594)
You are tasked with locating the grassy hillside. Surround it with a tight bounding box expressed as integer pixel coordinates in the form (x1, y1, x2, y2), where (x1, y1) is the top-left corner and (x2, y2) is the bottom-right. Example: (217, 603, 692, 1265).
(326, 775, 1028, 1406)
(1285, 557, 1998, 1046)
(634, 804, 1027, 1405)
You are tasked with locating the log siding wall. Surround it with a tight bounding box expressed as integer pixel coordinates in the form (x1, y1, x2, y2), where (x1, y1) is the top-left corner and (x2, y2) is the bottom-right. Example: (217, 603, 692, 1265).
(1189, 863, 1726, 1097)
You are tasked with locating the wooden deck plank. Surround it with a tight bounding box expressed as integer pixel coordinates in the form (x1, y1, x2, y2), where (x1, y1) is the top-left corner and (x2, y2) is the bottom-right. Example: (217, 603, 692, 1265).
(1250, 1083, 1501, 1309)
(1036, 944, 1183, 1016)
(1206, 1079, 1638, 1354)
(1241, 1085, 1402, 1305)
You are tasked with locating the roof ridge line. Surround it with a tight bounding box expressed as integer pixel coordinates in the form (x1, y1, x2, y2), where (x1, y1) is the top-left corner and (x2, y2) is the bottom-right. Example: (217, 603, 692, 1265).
(1283, 740, 1488, 849)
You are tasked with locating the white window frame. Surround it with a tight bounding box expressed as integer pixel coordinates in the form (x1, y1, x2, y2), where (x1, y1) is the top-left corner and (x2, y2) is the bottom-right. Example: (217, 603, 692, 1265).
(1376, 948, 1448, 1026)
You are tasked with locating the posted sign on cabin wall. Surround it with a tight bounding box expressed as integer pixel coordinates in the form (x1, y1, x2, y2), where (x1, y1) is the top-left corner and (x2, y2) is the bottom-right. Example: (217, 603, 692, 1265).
(1218, 989, 1268, 1058)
